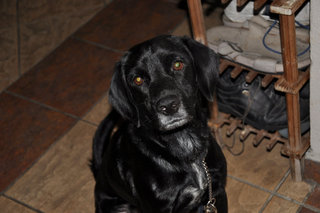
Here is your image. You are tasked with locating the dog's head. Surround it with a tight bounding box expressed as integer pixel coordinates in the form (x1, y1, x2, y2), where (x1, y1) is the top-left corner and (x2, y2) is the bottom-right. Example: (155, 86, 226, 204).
(109, 35, 219, 131)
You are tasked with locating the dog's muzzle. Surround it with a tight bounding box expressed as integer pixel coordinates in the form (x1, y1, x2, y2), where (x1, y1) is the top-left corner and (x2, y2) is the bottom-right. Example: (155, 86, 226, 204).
(155, 95, 191, 131)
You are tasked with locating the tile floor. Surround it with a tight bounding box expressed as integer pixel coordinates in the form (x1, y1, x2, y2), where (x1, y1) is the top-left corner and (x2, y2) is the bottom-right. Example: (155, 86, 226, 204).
(0, 0, 319, 212)
(0, 0, 107, 92)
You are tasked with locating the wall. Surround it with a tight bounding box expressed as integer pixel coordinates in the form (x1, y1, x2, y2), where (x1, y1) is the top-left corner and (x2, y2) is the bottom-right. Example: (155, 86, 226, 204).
(307, 0, 320, 162)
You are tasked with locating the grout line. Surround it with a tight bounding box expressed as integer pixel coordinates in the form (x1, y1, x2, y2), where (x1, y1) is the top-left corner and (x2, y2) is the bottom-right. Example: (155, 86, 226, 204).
(301, 180, 316, 205)
(81, 118, 99, 127)
(301, 205, 320, 213)
(297, 205, 303, 213)
(80, 91, 109, 126)
(2, 120, 78, 194)
(298, 183, 320, 213)
(227, 175, 274, 194)
(71, 36, 126, 54)
(271, 171, 320, 213)
(258, 168, 290, 212)
(2, 91, 100, 192)
(2, 194, 44, 213)
(273, 193, 320, 213)
(3, 90, 104, 127)
(5, 90, 79, 120)
(2, 1, 108, 93)
(229, 170, 320, 213)
(274, 168, 291, 192)
(169, 16, 190, 35)
(2, 116, 98, 193)
(258, 194, 274, 213)
(4, 90, 100, 128)
(228, 168, 290, 195)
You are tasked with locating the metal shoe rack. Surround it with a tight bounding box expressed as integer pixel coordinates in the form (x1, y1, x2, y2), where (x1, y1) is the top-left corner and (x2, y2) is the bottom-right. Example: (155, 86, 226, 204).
(187, 0, 310, 181)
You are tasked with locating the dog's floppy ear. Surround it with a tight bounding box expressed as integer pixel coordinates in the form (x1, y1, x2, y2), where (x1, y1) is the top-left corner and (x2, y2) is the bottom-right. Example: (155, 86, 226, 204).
(109, 61, 140, 126)
(182, 37, 219, 101)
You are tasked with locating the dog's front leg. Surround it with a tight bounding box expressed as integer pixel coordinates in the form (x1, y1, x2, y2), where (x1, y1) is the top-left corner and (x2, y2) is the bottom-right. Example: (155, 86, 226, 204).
(94, 182, 136, 213)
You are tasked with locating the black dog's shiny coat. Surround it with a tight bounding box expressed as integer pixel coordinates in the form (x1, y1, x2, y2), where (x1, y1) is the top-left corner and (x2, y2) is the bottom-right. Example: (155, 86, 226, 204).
(91, 35, 227, 213)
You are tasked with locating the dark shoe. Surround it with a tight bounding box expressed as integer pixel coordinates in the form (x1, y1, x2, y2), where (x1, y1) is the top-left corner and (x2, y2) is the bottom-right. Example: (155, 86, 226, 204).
(216, 68, 309, 133)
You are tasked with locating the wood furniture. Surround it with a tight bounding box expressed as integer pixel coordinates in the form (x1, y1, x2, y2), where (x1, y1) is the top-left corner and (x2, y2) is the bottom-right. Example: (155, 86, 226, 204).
(187, 0, 310, 181)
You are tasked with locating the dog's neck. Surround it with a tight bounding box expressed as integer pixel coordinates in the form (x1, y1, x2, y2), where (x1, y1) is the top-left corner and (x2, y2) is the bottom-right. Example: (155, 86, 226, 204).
(134, 120, 210, 163)
(163, 124, 209, 162)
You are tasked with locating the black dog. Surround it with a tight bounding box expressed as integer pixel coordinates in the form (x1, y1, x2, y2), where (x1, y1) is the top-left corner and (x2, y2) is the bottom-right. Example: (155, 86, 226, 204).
(91, 35, 227, 213)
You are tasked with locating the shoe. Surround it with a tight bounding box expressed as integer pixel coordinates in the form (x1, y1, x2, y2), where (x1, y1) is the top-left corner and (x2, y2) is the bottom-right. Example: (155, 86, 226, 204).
(207, 15, 310, 74)
(223, 0, 310, 27)
(216, 68, 310, 133)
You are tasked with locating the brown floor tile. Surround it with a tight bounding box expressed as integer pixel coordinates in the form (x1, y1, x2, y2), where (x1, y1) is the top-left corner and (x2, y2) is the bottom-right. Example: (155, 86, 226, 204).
(18, 0, 104, 74)
(304, 159, 320, 184)
(6, 121, 96, 213)
(172, 4, 223, 38)
(103, 0, 112, 4)
(0, 196, 36, 213)
(171, 18, 192, 37)
(0, 92, 76, 192)
(263, 196, 299, 213)
(8, 38, 121, 117)
(305, 185, 320, 210)
(0, 0, 19, 92)
(226, 177, 269, 213)
(83, 93, 111, 125)
(222, 129, 289, 191)
(277, 174, 312, 202)
(299, 207, 319, 213)
(74, 0, 186, 51)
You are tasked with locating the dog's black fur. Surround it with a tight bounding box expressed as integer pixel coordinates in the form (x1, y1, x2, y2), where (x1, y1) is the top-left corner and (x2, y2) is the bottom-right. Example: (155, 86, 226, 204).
(91, 35, 227, 213)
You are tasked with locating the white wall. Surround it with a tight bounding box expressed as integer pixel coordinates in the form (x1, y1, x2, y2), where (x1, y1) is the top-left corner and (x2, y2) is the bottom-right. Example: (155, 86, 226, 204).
(306, 0, 320, 162)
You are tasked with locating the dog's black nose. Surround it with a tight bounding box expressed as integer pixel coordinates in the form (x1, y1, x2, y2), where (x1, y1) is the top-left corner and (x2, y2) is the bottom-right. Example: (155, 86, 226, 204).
(156, 96, 180, 115)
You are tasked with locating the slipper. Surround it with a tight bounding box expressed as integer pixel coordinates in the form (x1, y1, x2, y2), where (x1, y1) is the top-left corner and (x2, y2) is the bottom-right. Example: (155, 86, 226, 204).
(207, 16, 310, 74)
(223, 1, 269, 28)
(223, 0, 310, 28)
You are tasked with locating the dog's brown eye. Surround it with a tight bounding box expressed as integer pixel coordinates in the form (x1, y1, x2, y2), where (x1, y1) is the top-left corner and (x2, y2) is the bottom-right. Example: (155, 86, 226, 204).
(173, 61, 184, 71)
(133, 76, 144, 86)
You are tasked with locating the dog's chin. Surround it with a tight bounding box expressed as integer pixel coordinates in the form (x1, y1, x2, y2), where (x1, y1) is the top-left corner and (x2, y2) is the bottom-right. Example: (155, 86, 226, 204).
(159, 116, 191, 132)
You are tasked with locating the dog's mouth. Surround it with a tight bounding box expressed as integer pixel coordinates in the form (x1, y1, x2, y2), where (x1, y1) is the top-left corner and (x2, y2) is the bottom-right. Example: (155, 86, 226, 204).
(160, 116, 191, 131)
(157, 105, 192, 131)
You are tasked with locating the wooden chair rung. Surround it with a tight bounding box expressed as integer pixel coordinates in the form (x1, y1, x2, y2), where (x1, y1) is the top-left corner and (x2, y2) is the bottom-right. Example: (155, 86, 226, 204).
(254, 0, 268, 11)
(271, 0, 308, 15)
(226, 120, 241, 136)
(266, 138, 278, 151)
(246, 71, 258, 83)
(281, 132, 310, 158)
(274, 68, 310, 94)
(219, 59, 231, 74)
(237, 0, 250, 7)
(266, 132, 283, 150)
(239, 127, 251, 141)
(221, 0, 231, 4)
(253, 131, 265, 146)
(261, 75, 274, 87)
(230, 66, 243, 79)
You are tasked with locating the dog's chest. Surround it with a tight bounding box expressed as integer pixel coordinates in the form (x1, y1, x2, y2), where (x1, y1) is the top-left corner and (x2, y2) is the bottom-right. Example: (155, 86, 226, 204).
(181, 162, 207, 205)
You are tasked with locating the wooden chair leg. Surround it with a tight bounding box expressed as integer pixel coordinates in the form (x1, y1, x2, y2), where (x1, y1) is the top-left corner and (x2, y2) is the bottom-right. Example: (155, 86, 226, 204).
(279, 14, 304, 181)
(187, 0, 207, 45)
(188, 0, 307, 182)
(187, 0, 221, 123)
